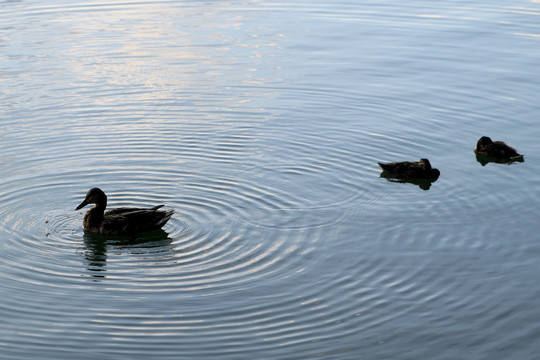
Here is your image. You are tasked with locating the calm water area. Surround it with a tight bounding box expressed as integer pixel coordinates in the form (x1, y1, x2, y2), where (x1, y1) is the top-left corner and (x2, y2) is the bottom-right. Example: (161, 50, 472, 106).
(1, 1, 540, 359)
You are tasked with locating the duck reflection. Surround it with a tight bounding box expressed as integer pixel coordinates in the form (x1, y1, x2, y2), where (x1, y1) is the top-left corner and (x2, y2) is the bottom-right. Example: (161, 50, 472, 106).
(83, 232, 107, 278)
(379, 172, 438, 190)
(475, 153, 525, 166)
(82, 229, 173, 279)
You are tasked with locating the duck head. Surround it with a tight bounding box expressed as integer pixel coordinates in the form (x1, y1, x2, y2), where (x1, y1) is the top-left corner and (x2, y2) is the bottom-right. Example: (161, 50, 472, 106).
(420, 158, 440, 179)
(476, 136, 493, 148)
(76, 188, 107, 210)
(419, 158, 432, 169)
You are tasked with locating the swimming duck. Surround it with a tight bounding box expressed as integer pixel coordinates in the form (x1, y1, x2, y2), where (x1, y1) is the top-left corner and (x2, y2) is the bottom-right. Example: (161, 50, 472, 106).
(474, 136, 522, 159)
(378, 158, 440, 180)
(75, 188, 174, 235)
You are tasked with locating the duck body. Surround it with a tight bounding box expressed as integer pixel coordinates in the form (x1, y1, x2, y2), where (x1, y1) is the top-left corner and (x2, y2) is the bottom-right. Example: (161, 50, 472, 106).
(474, 136, 522, 159)
(378, 158, 440, 180)
(76, 188, 174, 235)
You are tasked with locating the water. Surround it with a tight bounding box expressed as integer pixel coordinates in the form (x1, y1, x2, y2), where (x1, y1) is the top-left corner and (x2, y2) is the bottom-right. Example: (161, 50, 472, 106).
(1, 1, 540, 359)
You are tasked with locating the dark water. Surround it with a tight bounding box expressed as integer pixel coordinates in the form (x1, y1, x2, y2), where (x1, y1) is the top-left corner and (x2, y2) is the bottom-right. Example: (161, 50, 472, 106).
(1, 1, 540, 359)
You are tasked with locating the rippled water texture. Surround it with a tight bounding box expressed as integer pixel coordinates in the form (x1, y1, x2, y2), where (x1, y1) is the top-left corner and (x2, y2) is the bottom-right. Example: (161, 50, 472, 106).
(2, 1, 540, 359)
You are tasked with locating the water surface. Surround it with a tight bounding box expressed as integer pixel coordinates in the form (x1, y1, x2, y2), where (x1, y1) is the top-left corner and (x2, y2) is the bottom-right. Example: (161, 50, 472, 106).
(2, 1, 540, 359)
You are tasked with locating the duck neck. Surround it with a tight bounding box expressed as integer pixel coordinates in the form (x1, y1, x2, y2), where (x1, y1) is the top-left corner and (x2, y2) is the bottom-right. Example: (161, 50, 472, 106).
(96, 198, 107, 211)
(85, 203, 106, 228)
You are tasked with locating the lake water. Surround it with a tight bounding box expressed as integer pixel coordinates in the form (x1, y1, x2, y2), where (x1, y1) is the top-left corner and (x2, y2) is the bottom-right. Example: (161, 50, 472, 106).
(1, 1, 540, 359)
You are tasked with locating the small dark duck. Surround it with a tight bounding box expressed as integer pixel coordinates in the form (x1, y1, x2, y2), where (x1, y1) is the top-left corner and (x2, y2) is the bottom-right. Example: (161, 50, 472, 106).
(75, 188, 174, 235)
(474, 136, 523, 161)
(378, 158, 440, 180)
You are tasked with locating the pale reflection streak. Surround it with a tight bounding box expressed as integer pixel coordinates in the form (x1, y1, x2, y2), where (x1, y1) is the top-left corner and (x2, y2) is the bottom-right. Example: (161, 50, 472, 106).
(57, 2, 284, 107)
(413, 6, 540, 40)
(508, 7, 540, 15)
(515, 32, 540, 37)
(509, 5, 540, 37)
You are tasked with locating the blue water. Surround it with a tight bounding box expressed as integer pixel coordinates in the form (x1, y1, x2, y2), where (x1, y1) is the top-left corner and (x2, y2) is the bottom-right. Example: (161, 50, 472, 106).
(1, 1, 540, 359)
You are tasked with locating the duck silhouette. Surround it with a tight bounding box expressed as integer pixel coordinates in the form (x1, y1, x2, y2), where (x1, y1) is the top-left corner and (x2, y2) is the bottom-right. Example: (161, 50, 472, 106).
(75, 188, 174, 235)
(474, 136, 523, 159)
(378, 158, 440, 180)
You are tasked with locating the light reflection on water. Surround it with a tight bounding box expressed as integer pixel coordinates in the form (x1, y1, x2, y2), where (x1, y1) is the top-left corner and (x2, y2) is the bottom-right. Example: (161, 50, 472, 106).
(1, 0, 540, 359)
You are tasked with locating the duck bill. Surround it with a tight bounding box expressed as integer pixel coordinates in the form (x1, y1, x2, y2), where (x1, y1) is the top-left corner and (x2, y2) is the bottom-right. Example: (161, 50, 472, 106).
(75, 199, 88, 211)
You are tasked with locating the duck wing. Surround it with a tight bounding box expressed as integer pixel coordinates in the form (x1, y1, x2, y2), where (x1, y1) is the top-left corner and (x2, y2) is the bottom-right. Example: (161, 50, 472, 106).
(477, 141, 521, 158)
(378, 161, 423, 178)
(105, 205, 164, 216)
(103, 206, 174, 234)
(492, 141, 521, 158)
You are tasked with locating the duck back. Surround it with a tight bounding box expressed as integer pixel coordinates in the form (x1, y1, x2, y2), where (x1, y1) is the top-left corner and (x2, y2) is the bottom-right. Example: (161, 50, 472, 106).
(378, 160, 439, 180)
(99, 206, 174, 235)
(474, 137, 522, 159)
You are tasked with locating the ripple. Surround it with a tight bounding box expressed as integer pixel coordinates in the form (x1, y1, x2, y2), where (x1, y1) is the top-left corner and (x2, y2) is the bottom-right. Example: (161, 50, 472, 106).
(0, 158, 347, 357)
(0, 163, 323, 294)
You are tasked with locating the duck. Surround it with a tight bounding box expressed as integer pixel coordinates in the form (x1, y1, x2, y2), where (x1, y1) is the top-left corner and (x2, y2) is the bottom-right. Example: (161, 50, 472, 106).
(474, 136, 522, 159)
(378, 158, 440, 180)
(75, 188, 174, 235)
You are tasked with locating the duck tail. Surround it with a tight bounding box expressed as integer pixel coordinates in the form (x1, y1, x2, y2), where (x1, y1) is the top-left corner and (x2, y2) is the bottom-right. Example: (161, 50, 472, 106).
(157, 209, 174, 227)
(378, 162, 390, 171)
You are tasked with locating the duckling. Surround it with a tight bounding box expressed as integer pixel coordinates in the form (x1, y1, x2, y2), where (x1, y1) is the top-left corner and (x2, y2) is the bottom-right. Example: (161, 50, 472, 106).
(378, 158, 440, 180)
(75, 188, 174, 235)
(474, 136, 522, 159)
